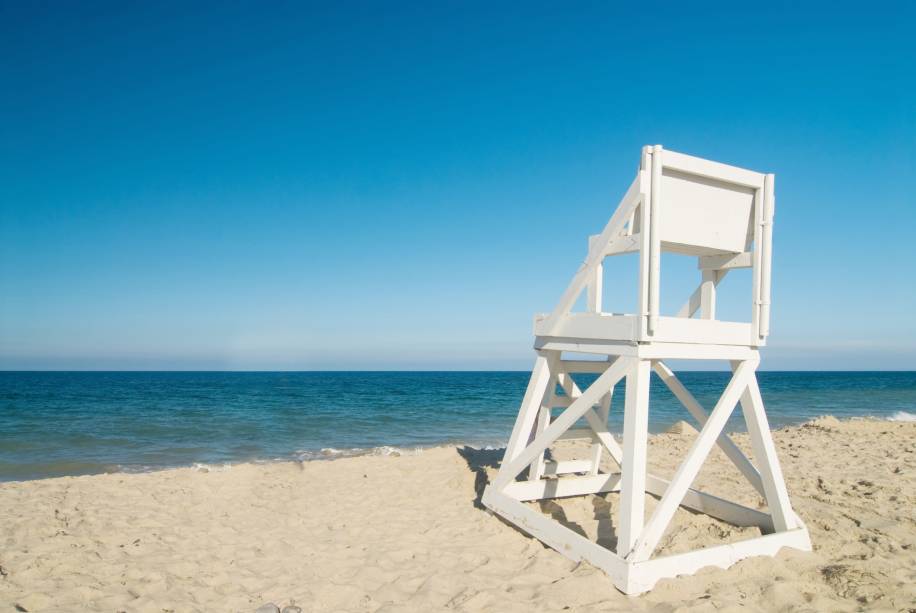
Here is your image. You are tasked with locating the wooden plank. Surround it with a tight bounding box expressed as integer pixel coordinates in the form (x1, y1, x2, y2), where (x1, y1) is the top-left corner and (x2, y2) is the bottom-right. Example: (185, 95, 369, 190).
(493, 358, 631, 488)
(675, 269, 727, 318)
(535, 312, 639, 342)
(738, 367, 796, 532)
(538, 174, 643, 336)
(557, 372, 624, 467)
(658, 174, 756, 255)
(759, 174, 774, 339)
(628, 360, 754, 561)
(534, 338, 639, 356)
(652, 361, 766, 498)
(589, 373, 614, 475)
(502, 354, 553, 464)
(653, 317, 753, 346)
(587, 258, 603, 313)
(482, 489, 630, 587)
(698, 252, 752, 270)
(700, 269, 717, 320)
(677, 283, 703, 320)
(583, 406, 623, 466)
(645, 474, 772, 530)
(543, 459, 594, 476)
(635, 342, 756, 361)
(558, 360, 612, 374)
(503, 473, 622, 501)
(637, 154, 651, 339)
(647, 146, 662, 335)
(629, 527, 811, 594)
(604, 233, 641, 256)
(661, 148, 765, 189)
(618, 359, 650, 556)
(529, 405, 551, 481)
(751, 183, 763, 341)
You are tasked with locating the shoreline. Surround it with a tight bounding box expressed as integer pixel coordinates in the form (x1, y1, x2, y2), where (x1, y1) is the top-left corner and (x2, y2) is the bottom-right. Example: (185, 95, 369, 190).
(2, 413, 913, 484)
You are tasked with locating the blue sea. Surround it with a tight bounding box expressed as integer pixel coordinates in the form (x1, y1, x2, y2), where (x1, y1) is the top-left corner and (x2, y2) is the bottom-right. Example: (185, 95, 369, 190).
(1, 371, 914, 482)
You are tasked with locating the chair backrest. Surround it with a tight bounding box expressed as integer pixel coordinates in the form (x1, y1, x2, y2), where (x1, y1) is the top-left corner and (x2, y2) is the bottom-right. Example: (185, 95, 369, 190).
(538, 145, 774, 347)
(646, 148, 763, 256)
(640, 146, 774, 341)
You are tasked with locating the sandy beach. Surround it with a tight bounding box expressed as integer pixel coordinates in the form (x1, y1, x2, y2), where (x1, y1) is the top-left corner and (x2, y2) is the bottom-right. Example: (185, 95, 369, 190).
(1, 417, 914, 612)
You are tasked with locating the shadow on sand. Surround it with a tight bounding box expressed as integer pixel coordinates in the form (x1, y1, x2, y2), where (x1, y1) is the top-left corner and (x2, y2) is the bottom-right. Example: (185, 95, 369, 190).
(454, 445, 619, 551)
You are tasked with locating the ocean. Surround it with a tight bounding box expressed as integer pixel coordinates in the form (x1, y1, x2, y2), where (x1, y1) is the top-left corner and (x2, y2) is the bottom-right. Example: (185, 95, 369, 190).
(1, 371, 914, 481)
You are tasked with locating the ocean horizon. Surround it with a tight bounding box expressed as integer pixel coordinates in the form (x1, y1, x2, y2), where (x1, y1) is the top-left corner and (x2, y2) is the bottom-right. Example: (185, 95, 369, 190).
(2, 370, 915, 482)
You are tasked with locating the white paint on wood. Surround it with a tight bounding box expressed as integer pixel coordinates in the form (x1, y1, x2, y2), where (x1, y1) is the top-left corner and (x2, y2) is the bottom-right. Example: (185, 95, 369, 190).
(628, 360, 755, 561)
(542, 459, 595, 476)
(700, 269, 717, 320)
(759, 174, 775, 338)
(647, 146, 662, 335)
(538, 174, 643, 336)
(628, 527, 811, 594)
(652, 360, 766, 498)
(737, 364, 797, 531)
(485, 146, 807, 594)
(558, 359, 612, 373)
(503, 354, 552, 463)
(557, 372, 623, 468)
(493, 358, 630, 488)
(503, 473, 622, 501)
(698, 252, 752, 270)
(645, 473, 772, 530)
(676, 269, 727, 318)
(661, 148, 765, 189)
(587, 258, 603, 313)
(529, 404, 551, 481)
(536, 312, 754, 346)
(482, 489, 630, 586)
(589, 377, 614, 475)
(618, 359, 650, 556)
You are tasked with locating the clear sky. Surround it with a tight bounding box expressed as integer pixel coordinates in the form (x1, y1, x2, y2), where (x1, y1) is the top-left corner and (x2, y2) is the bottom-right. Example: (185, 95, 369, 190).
(1, 2, 914, 370)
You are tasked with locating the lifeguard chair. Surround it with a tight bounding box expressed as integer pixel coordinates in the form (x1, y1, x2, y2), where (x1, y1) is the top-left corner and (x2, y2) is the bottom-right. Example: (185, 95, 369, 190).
(482, 146, 811, 594)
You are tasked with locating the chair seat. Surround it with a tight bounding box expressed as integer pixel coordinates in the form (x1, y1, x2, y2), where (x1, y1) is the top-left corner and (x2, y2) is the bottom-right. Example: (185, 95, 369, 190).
(533, 312, 755, 346)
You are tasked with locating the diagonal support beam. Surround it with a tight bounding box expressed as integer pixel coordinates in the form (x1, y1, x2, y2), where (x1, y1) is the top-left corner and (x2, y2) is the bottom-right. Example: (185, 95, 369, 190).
(736, 364, 797, 532)
(503, 353, 553, 464)
(529, 396, 553, 481)
(627, 360, 756, 561)
(557, 371, 623, 466)
(652, 361, 766, 498)
(539, 175, 644, 336)
(494, 358, 631, 489)
(618, 359, 651, 556)
(675, 269, 727, 318)
(589, 386, 614, 475)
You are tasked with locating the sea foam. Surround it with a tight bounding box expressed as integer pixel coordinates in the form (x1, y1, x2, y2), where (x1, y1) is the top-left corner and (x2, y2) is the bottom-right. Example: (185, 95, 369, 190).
(294, 445, 422, 462)
(887, 411, 916, 422)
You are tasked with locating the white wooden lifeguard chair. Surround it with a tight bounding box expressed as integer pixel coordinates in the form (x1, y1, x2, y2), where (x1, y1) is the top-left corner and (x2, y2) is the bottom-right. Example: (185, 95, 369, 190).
(482, 146, 811, 594)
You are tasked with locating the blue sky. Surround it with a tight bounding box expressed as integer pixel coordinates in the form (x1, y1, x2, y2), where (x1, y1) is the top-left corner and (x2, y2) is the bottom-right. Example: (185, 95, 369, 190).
(1, 2, 914, 370)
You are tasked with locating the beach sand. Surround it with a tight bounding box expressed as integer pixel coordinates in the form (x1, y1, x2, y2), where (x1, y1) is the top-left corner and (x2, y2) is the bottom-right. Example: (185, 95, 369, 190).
(1, 418, 914, 612)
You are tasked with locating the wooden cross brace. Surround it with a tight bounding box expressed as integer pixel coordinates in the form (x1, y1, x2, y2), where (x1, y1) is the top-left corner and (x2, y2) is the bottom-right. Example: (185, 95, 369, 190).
(482, 352, 810, 594)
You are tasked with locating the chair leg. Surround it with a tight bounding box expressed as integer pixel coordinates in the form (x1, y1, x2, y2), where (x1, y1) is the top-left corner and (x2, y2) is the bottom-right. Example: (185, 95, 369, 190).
(618, 358, 650, 557)
(736, 364, 797, 532)
(529, 404, 551, 481)
(500, 352, 553, 469)
(588, 386, 613, 475)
